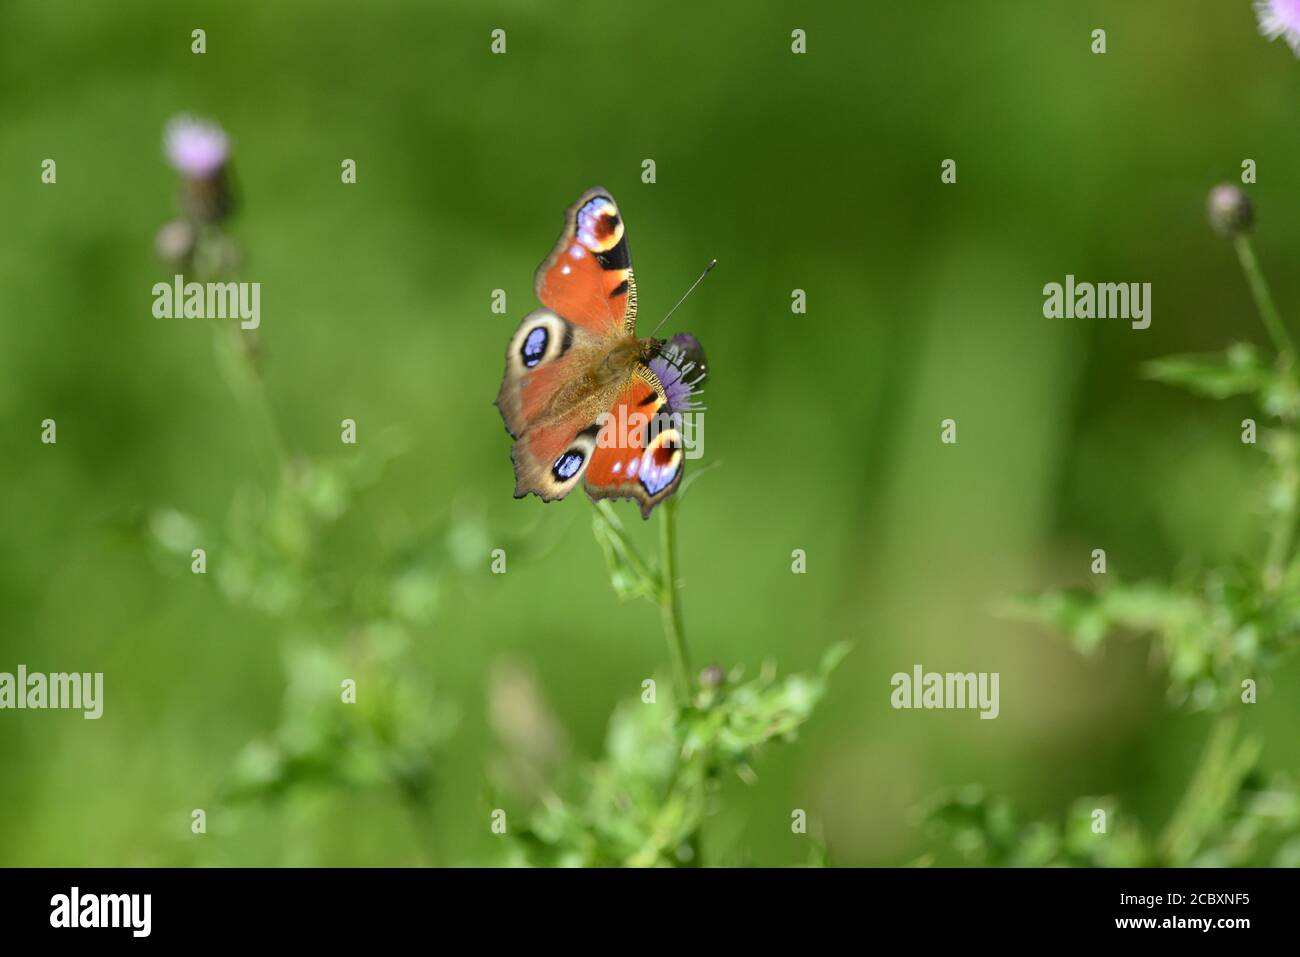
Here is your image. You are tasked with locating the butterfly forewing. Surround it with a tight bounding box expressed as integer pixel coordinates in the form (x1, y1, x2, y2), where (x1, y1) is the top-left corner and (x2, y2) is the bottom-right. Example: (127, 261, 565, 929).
(534, 187, 637, 338)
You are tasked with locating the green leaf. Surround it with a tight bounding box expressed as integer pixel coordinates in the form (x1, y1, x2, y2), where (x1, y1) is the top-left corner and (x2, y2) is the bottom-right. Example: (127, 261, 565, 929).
(1000, 583, 1203, 656)
(590, 500, 660, 601)
(503, 649, 849, 867)
(1142, 344, 1271, 399)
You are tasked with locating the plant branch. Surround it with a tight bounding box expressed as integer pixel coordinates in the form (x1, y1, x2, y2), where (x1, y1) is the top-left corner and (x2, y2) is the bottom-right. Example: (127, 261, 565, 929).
(658, 497, 692, 706)
(212, 324, 288, 479)
(1264, 435, 1299, 591)
(1230, 235, 1299, 587)
(394, 777, 440, 866)
(593, 500, 658, 594)
(1234, 234, 1294, 363)
(1157, 716, 1260, 866)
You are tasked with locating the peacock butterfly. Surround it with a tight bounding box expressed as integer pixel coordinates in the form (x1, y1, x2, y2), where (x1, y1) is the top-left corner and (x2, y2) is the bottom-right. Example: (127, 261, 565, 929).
(496, 187, 707, 518)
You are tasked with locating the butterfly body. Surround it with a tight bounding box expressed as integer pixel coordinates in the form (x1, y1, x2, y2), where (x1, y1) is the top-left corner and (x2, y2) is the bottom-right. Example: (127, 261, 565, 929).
(496, 188, 702, 518)
(535, 335, 658, 425)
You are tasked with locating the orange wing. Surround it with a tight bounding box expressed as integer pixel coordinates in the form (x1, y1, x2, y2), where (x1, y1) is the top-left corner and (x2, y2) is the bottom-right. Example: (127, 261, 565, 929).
(496, 308, 607, 502)
(535, 187, 637, 338)
(584, 366, 684, 518)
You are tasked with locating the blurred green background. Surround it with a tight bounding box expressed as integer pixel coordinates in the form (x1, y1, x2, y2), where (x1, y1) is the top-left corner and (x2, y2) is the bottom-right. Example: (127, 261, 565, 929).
(2, 0, 1300, 866)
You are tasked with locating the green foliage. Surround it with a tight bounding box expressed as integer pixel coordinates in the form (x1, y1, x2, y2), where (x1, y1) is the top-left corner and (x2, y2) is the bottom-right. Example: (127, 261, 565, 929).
(499, 644, 849, 867)
(1002, 571, 1300, 711)
(918, 789, 1145, 867)
(143, 402, 449, 636)
(590, 500, 660, 603)
(146, 431, 465, 859)
(1144, 342, 1275, 401)
(1145, 342, 1300, 417)
(946, 216, 1300, 868)
(224, 632, 457, 803)
(572, 488, 847, 865)
(1001, 341, 1300, 715)
(918, 721, 1300, 867)
(1002, 272, 1300, 713)
(139, 208, 474, 862)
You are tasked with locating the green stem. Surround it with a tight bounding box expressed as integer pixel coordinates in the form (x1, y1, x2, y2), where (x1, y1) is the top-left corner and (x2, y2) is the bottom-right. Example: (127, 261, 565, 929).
(1232, 236, 1299, 588)
(594, 500, 658, 589)
(212, 324, 288, 479)
(1231, 236, 1300, 586)
(1157, 717, 1259, 866)
(657, 497, 692, 705)
(198, 227, 288, 479)
(624, 760, 706, 867)
(395, 778, 439, 866)
(1265, 448, 1298, 592)
(1234, 235, 1294, 363)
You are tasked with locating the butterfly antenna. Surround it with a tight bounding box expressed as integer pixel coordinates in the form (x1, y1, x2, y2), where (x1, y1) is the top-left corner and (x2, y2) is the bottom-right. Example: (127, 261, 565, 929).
(650, 259, 716, 338)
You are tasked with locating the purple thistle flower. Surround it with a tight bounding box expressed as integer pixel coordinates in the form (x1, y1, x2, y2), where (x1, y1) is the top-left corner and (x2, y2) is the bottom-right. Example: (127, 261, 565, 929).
(648, 334, 708, 414)
(163, 114, 235, 224)
(1257, 0, 1300, 55)
(164, 115, 229, 178)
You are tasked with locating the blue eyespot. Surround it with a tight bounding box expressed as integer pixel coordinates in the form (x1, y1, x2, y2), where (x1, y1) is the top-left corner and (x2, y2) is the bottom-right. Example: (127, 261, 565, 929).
(553, 450, 584, 481)
(640, 457, 679, 496)
(522, 326, 548, 368)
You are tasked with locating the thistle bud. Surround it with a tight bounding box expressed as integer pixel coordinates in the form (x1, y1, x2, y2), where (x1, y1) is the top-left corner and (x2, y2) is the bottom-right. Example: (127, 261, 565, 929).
(1206, 183, 1254, 238)
(699, 664, 725, 690)
(154, 219, 195, 265)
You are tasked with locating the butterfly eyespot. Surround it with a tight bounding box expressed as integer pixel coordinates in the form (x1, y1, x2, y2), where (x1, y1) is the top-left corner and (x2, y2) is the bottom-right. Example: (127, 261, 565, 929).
(639, 428, 683, 496)
(639, 457, 679, 496)
(651, 433, 680, 459)
(576, 197, 624, 255)
(521, 326, 548, 367)
(553, 449, 585, 481)
(595, 212, 620, 238)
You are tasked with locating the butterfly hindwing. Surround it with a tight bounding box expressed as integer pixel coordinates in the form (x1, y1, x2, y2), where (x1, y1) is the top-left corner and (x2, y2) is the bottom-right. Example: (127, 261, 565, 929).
(497, 308, 580, 439)
(534, 187, 637, 338)
(509, 416, 603, 503)
(497, 308, 626, 500)
(584, 365, 685, 518)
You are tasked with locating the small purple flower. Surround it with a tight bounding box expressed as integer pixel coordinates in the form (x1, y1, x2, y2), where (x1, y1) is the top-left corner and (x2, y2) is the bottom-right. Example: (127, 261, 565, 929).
(648, 334, 708, 414)
(1257, 0, 1300, 54)
(163, 114, 235, 224)
(164, 115, 229, 178)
